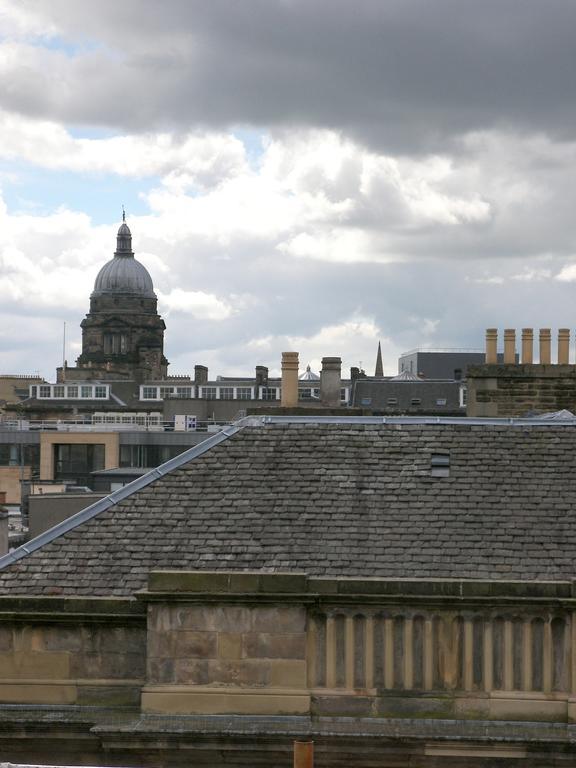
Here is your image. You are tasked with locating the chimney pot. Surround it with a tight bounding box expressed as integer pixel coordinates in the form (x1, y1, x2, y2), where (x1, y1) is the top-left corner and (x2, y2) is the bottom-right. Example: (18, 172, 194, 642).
(485, 328, 498, 364)
(281, 352, 299, 407)
(194, 365, 208, 385)
(539, 329, 551, 365)
(521, 328, 534, 364)
(558, 328, 570, 365)
(503, 329, 516, 364)
(320, 357, 342, 407)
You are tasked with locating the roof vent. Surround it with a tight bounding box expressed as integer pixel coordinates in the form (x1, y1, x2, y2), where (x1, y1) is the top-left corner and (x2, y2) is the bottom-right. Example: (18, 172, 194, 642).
(431, 452, 450, 477)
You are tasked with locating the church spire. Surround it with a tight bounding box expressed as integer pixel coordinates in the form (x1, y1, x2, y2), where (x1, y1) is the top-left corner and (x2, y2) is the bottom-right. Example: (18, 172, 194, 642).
(374, 341, 384, 377)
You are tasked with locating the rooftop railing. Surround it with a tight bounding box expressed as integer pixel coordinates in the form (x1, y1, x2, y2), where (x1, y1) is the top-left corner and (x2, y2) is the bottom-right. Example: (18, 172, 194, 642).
(0, 418, 233, 434)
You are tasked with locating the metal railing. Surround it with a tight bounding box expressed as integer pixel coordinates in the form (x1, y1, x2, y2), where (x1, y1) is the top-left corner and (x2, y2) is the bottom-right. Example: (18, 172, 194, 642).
(0, 418, 233, 434)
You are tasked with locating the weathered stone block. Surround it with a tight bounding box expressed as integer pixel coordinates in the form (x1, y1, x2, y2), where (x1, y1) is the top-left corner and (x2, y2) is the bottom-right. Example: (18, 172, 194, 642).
(259, 573, 307, 593)
(77, 683, 141, 707)
(177, 606, 252, 633)
(218, 633, 243, 659)
(251, 606, 306, 633)
(206, 659, 270, 687)
(173, 631, 217, 658)
(0, 626, 13, 652)
(375, 694, 455, 719)
(0, 651, 70, 680)
(228, 572, 261, 593)
(243, 633, 306, 660)
(312, 694, 374, 717)
(71, 651, 145, 680)
(269, 659, 307, 688)
(174, 658, 210, 685)
(149, 571, 230, 593)
(147, 658, 175, 684)
(141, 687, 311, 716)
(39, 626, 82, 652)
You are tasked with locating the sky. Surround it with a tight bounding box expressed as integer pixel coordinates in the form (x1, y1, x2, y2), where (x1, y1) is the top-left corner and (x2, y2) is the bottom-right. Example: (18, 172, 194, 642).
(2, 0, 576, 379)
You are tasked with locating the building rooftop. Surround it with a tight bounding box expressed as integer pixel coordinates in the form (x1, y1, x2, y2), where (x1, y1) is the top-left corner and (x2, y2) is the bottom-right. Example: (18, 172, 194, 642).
(1, 415, 575, 596)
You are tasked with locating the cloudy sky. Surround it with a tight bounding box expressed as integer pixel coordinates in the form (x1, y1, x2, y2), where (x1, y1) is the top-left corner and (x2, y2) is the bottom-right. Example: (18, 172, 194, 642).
(2, 0, 576, 379)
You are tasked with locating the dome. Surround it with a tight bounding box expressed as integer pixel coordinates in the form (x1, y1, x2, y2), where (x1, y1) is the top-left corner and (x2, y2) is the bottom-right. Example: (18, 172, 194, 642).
(92, 257, 156, 297)
(92, 219, 156, 298)
(299, 364, 320, 381)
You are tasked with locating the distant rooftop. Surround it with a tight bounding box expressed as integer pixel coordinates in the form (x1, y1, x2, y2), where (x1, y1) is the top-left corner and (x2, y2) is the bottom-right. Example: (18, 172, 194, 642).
(400, 348, 484, 356)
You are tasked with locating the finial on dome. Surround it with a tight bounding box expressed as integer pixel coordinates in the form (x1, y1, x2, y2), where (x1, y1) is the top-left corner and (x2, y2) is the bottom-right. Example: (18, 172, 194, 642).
(122, 205, 126, 222)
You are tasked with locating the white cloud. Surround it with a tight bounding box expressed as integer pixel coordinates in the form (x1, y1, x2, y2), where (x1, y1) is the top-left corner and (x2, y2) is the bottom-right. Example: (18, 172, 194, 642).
(0, 109, 247, 185)
(159, 289, 233, 320)
(556, 264, 576, 282)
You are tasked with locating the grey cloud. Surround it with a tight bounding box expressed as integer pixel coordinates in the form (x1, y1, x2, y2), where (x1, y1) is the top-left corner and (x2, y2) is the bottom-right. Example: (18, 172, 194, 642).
(4, 0, 576, 152)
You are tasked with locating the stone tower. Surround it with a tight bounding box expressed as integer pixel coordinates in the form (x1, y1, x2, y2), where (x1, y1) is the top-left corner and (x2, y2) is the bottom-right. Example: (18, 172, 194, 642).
(75, 217, 168, 381)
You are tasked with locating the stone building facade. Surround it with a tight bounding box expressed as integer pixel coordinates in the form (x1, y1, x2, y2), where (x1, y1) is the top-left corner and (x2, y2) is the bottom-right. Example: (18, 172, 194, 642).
(468, 328, 576, 417)
(0, 416, 576, 765)
(69, 217, 168, 382)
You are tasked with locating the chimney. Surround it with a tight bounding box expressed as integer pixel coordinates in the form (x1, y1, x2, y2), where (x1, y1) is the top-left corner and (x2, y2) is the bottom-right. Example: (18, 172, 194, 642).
(539, 329, 551, 364)
(558, 328, 570, 365)
(503, 329, 516, 364)
(281, 352, 299, 407)
(485, 329, 498, 364)
(194, 365, 208, 385)
(521, 328, 533, 364)
(255, 366, 269, 388)
(320, 357, 342, 407)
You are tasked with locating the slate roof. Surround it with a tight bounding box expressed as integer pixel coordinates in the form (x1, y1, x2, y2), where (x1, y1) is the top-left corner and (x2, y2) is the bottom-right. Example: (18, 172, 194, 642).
(1, 418, 576, 596)
(351, 379, 462, 413)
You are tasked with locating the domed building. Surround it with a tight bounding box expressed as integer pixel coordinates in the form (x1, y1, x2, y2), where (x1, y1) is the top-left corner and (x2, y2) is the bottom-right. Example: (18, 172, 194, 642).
(75, 217, 168, 381)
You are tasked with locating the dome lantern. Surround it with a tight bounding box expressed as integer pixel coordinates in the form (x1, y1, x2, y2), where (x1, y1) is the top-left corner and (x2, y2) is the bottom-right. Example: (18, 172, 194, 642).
(92, 218, 156, 298)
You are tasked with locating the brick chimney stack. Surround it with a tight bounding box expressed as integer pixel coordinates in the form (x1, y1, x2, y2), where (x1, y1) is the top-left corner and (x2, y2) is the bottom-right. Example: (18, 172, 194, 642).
(485, 329, 498, 364)
(281, 352, 299, 407)
(320, 357, 342, 407)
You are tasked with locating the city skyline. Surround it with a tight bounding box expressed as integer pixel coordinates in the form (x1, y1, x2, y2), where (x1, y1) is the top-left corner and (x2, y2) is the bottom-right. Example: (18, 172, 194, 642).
(2, 1, 576, 379)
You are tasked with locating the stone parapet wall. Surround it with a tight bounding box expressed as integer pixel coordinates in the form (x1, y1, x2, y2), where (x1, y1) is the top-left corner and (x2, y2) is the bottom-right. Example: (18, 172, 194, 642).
(137, 571, 576, 723)
(467, 364, 576, 417)
(0, 597, 146, 708)
(2, 574, 576, 763)
(143, 571, 309, 714)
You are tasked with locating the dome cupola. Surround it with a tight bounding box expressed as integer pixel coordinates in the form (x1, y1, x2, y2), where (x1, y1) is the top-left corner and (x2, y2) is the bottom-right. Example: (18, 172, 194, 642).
(92, 215, 156, 298)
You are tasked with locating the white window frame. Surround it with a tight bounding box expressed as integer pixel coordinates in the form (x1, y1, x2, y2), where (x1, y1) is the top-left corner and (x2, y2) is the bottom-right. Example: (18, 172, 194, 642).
(140, 386, 161, 401)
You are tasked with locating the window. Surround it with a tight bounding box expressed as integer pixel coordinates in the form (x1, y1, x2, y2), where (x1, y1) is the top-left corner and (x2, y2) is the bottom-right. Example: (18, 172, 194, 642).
(436, 398, 447, 406)
(236, 387, 253, 400)
(39, 385, 51, 398)
(460, 386, 468, 408)
(53, 385, 65, 398)
(160, 387, 174, 399)
(104, 333, 127, 355)
(261, 387, 278, 400)
(141, 386, 158, 400)
(202, 387, 217, 400)
(410, 398, 421, 406)
(94, 386, 107, 399)
(29, 385, 37, 398)
(431, 453, 450, 478)
(67, 385, 78, 398)
(219, 387, 234, 400)
(340, 388, 348, 403)
(175, 387, 193, 398)
(81, 385, 92, 398)
(454, 368, 462, 381)
(387, 397, 398, 405)
(361, 397, 372, 406)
